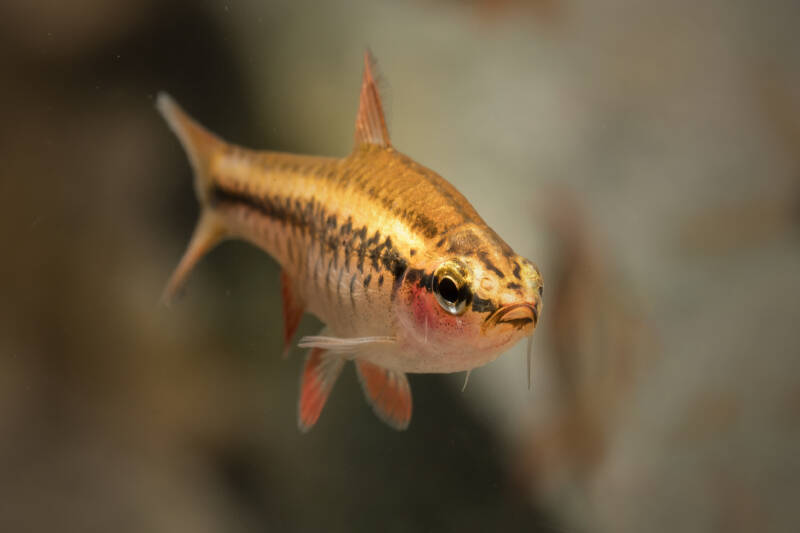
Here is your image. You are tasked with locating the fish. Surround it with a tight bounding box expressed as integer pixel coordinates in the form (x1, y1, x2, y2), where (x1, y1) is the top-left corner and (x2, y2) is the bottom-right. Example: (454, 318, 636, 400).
(157, 52, 543, 432)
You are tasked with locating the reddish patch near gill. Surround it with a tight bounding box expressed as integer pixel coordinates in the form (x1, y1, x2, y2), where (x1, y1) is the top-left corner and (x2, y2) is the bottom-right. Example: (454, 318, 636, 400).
(407, 283, 471, 339)
(410, 284, 440, 333)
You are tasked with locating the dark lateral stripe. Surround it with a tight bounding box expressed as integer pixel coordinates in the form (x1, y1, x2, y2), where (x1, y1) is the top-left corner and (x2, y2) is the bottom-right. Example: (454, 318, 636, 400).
(212, 184, 306, 231)
(212, 183, 409, 290)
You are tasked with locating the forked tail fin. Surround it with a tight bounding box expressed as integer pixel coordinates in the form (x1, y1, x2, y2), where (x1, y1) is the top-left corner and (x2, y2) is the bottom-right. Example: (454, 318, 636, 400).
(157, 92, 227, 305)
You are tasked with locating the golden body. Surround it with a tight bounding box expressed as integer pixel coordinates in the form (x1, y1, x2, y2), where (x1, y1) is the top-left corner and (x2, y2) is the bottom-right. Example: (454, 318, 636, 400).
(159, 54, 543, 430)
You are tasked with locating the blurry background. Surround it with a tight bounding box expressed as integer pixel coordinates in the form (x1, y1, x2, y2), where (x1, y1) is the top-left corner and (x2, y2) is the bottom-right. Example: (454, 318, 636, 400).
(1, 0, 799, 532)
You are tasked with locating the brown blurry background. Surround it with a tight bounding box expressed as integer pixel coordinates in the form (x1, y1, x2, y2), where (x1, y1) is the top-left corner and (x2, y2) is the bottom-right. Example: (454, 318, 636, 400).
(1, 1, 798, 532)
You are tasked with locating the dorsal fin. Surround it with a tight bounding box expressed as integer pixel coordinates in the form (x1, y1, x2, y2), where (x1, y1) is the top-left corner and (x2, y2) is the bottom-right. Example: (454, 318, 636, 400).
(353, 51, 391, 148)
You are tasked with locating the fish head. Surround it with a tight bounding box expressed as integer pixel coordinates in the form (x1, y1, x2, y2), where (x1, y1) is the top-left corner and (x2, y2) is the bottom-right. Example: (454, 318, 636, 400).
(396, 246, 543, 372)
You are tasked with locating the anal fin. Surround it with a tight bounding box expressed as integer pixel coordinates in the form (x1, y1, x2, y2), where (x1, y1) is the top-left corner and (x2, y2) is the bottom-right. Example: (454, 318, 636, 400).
(355, 360, 412, 430)
(280, 271, 305, 358)
(298, 348, 345, 432)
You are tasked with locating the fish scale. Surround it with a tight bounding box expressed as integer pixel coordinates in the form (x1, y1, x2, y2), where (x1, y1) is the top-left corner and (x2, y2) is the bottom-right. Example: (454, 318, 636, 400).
(158, 52, 543, 431)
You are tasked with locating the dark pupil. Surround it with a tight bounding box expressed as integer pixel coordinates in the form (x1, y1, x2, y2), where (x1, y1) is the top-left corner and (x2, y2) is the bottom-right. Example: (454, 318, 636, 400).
(438, 277, 460, 303)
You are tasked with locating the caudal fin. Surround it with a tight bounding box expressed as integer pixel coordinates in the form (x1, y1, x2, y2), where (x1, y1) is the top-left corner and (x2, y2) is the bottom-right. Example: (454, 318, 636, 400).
(160, 211, 226, 305)
(156, 92, 222, 204)
(157, 92, 227, 305)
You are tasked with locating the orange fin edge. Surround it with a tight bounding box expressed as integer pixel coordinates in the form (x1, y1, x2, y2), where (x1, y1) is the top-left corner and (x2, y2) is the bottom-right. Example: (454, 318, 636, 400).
(355, 360, 412, 430)
(298, 348, 345, 433)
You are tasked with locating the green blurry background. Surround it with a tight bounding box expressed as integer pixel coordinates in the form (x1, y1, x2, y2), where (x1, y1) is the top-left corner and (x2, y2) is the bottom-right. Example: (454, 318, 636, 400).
(1, 1, 798, 532)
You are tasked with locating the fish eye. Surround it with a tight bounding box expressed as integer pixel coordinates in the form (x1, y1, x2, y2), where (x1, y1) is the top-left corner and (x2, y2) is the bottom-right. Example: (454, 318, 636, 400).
(432, 260, 472, 315)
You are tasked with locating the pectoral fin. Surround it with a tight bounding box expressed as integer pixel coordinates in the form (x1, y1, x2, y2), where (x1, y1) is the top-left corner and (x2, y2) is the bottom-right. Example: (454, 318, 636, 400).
(297, 335, 396, 354)
(280, 271, 305, 358)
(298, 347, 345, 432)
(355, 360, 412, 430)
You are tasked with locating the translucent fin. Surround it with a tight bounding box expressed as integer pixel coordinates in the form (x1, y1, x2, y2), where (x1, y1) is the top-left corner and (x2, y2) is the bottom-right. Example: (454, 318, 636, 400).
(297, 335, 396, 354)
(353, 50, 391, 148)
(355, 360, 412, 430)
(157, 93, 230, 305)
(161, 210, 226, 306)
(280, 271, 305, 359)
(156, 92, 224, 204)
(298, 347, 345, 433)
(461, 370, 472, 392)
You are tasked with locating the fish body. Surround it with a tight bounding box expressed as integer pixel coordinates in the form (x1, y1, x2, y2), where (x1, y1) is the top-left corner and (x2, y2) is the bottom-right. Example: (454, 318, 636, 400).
(159, 53, 543, 431)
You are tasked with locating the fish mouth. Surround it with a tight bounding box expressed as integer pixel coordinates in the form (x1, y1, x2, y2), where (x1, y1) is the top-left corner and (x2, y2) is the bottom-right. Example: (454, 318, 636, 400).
(484, 302, 538, 331)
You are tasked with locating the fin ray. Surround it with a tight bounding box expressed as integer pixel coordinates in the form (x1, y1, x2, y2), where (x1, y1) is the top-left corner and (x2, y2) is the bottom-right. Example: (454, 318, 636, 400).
(298, 347, 345, 432)
(297, 335, 396, 353)
(353, 51, 391, 148)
